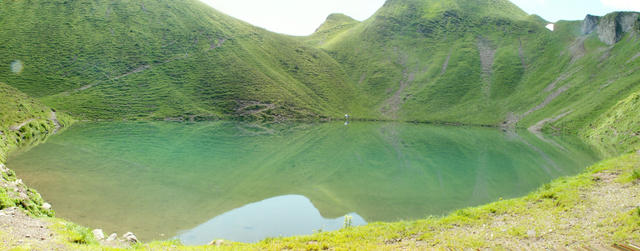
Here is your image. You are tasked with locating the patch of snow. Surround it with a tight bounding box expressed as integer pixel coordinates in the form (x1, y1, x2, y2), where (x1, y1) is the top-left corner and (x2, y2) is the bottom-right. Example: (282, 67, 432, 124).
(546, 23, 555, 31)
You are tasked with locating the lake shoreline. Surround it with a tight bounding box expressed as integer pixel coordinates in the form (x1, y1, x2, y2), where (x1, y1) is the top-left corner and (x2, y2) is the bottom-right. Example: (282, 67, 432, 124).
(0, 120, 638, 250)
(233, 152, 639, 250)
(10, 121, 595, 244)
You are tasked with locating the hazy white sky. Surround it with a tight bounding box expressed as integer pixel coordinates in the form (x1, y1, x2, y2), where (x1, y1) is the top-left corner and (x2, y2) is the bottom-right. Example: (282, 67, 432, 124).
(200, 0, 640, 36)
(200, 0, 386, 36)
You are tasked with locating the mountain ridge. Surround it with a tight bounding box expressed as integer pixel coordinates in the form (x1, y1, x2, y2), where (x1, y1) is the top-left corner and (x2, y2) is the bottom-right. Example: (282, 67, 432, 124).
(303, 2, 639, 147)
(0, 0, 638, 151)
(0, 0, 371, 121)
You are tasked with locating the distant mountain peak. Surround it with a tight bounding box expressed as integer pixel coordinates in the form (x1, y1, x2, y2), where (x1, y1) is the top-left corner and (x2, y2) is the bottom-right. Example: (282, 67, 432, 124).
(314, 13, 359, 33)
(325, 13, 356, 22)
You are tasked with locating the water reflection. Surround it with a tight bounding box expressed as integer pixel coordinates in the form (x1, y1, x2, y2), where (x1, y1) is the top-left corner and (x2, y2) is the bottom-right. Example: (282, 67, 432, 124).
(176, 195, 366, 244)
(7, 121, 599, 243)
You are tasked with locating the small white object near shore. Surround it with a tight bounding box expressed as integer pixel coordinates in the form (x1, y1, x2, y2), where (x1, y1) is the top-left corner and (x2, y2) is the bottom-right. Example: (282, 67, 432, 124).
(92, 229, 105, 240)
(209, 239, 224, 246)
(123, 232, 138, 243)
(42, 203, 52, 210)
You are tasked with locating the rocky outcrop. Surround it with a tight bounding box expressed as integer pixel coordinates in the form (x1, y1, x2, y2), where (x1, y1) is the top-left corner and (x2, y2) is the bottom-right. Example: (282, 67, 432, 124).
(106, 233, 117, 241)
(122, 232, 138, 243)
(0, 163, 53, 217)
(582, 15, 600, 35)
(92, 229, 105, 240)
(584, 12, 640, 45)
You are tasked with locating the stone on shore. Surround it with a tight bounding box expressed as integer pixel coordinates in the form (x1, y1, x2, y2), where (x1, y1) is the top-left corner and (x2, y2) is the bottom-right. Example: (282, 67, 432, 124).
(123, 232, 138, 243)
(106, 233, 118, 241)
(92, 229, 105, 240)
(209, 239, 225, 246)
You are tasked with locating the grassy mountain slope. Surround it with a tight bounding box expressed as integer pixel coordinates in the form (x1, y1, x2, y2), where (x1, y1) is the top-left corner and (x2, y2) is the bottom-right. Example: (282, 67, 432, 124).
(1, 0, 638, 133)
(0, 83, 72, 163)
(582, 89, 640, 155)
(303, 14, 360, 47)
(306, 1, 640, 136)
(303, 0, 538, 122)
(520, 19, 640, 136)
(0, 0, 370, 121)
(0, 82, 73, 217)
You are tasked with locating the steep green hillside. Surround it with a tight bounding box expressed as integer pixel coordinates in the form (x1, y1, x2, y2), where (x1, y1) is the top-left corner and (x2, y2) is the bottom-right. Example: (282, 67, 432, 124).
(1, 0, 638, 131)
(582, 89, 640, 155)
(306, 1, 640, 134)
(0, 0, 370, 121)
(0, 82, 72, 216)
(304, 0, 538, 122)
(0, 83, 72, 163)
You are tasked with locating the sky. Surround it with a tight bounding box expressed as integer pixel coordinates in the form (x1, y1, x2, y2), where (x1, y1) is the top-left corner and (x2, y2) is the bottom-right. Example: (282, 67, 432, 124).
(200, 0, 640, 36)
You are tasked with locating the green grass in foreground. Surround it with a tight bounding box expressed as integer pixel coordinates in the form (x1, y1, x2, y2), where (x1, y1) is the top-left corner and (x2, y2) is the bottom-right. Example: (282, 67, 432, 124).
(45, 152, 640, 250)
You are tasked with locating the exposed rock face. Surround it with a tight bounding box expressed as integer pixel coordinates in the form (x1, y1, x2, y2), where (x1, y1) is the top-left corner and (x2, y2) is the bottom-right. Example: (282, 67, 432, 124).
(582, 15, 600, 35)
(595, 12, 640, 45)
(619, 13, 640, 33)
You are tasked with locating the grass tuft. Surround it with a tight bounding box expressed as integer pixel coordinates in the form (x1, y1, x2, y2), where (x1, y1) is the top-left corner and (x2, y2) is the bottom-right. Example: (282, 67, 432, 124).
(632, 169, 640, 181)
(57, 222, 98, 245)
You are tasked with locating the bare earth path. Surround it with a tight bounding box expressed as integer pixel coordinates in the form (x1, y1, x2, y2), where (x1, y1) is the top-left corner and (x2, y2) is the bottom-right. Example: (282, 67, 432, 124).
(394, 154, 640, 250)
(9, 119, 35, 131)
(0, 207, 63, 250)
(50, 111, 61, 133)
(477, 36, 496, 97)
(380, 69, 415, 119)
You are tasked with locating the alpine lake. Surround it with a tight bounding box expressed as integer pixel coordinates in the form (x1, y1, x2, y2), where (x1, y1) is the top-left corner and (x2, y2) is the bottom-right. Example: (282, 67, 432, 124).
(7, 121, 600, 245)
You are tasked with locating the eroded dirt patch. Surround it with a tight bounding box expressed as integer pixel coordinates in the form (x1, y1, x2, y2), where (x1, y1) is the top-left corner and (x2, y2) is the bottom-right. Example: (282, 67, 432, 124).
(0, 207, 61, 250)
(477, 36, 496, 96)
(398, 168, 640, 249)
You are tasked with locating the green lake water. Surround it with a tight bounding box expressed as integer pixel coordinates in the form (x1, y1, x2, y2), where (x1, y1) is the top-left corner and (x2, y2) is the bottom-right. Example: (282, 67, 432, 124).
(7, 121, 600, 244)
